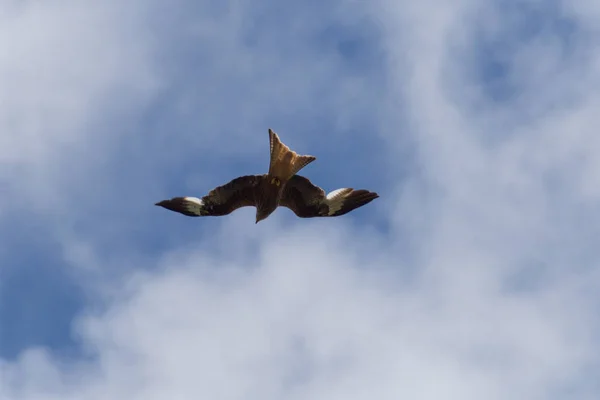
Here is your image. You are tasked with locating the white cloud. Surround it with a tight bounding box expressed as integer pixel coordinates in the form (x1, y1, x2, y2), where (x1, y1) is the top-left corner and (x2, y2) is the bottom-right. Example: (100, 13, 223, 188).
(1, 226, 596, 399)
(2, 0, 600, 399)
(0, 0, 160, 211)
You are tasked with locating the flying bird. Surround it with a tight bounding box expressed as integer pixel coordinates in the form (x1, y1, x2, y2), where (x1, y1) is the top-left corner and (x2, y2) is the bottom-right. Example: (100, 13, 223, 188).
(155, 129, 379, 223)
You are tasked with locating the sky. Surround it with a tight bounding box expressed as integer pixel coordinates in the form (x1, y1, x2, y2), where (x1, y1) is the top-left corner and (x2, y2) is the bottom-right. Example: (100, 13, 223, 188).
(1, 0, 600, 398)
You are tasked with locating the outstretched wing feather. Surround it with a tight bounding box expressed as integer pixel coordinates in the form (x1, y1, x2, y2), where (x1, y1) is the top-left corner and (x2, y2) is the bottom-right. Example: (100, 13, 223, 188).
(326, 189, 379, 217)
(201, 174, 262, 216)
(280, 175, 378, 218)
(156, 175, 263, 217)
(279, 175, 326, 218)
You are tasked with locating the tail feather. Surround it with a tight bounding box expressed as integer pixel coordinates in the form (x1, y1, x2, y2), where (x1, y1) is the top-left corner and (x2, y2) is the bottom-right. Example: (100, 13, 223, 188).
(268, 129, 316, 180)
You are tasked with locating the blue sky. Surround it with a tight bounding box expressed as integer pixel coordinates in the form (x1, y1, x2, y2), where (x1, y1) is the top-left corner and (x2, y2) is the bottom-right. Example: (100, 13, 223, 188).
(1, 0, 600, 399)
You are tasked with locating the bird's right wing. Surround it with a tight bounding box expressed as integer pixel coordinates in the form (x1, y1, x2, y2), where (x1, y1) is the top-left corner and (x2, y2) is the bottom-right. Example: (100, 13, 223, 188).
(155, 175, 264, 217)
(280, 175, 379, 218)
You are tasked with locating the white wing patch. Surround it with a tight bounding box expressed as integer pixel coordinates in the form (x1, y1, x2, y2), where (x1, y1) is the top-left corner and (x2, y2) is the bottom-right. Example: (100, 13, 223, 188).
(323, 188, 353, 215)
(182, 197, 205, 216)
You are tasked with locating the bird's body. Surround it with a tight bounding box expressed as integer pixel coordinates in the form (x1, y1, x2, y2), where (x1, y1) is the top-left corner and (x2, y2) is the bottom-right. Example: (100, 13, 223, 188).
(156, 129, 378, 223)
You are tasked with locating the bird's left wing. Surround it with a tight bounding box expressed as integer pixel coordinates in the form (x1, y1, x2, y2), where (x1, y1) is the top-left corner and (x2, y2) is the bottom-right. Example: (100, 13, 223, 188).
(280, 175, 379, 218)
(155, 174, 264, 217)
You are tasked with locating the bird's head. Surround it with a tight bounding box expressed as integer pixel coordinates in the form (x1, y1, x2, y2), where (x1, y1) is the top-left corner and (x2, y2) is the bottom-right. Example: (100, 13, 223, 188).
(256, 203, 277, 224)
(255, 176, 284, 223)
(255, 208, 273, 224)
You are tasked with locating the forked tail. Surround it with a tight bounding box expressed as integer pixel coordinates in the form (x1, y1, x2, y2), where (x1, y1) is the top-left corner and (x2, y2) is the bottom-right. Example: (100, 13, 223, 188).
(268, 128, 316, 180)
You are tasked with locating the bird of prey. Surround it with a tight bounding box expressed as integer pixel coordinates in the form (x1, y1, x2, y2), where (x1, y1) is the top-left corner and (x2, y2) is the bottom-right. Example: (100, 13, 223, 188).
(155, 129, 379, 223)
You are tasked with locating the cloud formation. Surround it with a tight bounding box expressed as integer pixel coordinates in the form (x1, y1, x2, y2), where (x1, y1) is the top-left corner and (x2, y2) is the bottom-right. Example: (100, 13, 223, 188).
(1, 0, 600, 399)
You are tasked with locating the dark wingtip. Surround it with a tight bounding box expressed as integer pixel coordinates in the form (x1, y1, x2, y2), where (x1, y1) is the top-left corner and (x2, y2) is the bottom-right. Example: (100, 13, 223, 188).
(154, 197, 201, 217)
(352, 190, 379, 201)
(327, 189, 379, 217)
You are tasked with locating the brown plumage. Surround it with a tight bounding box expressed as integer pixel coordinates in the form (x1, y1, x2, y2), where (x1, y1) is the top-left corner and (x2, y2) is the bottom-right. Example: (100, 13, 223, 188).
(155, 128, 379, 223)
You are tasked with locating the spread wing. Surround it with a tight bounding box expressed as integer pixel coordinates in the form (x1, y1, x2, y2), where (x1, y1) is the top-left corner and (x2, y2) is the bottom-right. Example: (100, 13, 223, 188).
(280, 175, 379, 218)
(155, 175, 264, 217)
